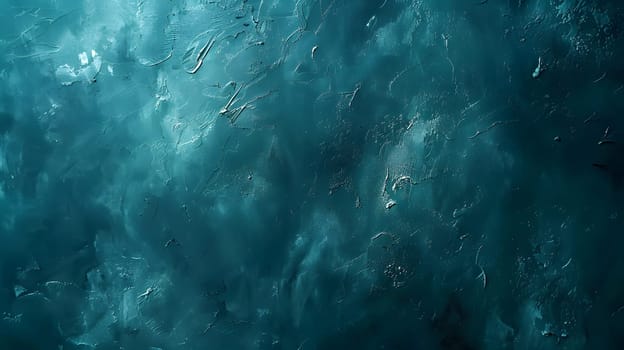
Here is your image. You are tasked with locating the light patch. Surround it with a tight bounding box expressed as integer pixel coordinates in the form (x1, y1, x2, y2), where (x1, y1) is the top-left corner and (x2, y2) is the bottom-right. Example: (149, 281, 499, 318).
(79, 51, 89, 66)
(13, 285, 27, 297)
(56, 49, 102, 86)
(556, 0, 577, 22)
(55, 64, 79, 86)
(216, 201, 227, 215)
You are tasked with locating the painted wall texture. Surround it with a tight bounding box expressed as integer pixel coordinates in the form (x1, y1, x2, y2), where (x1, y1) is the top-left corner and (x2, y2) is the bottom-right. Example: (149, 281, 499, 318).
(1, 0, 623, 349)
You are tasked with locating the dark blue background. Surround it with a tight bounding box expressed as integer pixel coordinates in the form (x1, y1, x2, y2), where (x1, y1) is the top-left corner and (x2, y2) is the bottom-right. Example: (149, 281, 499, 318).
(1, 0, 623, 349)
